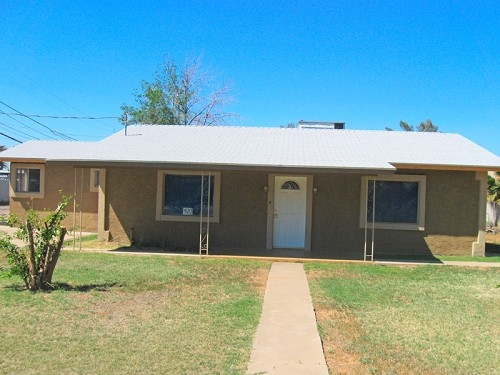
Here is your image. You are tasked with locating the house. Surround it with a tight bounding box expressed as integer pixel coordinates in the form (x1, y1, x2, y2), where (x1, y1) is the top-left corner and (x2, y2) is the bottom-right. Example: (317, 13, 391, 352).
(1, 125, 500, 260)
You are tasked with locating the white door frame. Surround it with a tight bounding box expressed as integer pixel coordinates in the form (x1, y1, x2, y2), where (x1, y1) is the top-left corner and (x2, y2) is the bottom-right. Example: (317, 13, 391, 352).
(266, 174, 313, 250)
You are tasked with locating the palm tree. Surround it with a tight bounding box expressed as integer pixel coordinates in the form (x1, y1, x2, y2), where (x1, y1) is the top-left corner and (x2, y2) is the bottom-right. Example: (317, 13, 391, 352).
(487, 172, 500, 203)
(386, 119, 438, 132)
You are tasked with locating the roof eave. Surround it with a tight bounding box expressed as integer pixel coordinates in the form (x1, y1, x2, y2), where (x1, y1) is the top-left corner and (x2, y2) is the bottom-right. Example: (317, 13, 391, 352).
(46, 159, 396, 173)
(1, 157, 47, 163)
(392, 163, 500, 172)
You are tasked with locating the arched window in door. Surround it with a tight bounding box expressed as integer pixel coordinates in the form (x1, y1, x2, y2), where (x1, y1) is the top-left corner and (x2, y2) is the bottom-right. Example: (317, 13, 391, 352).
(281, 180, 300, 190)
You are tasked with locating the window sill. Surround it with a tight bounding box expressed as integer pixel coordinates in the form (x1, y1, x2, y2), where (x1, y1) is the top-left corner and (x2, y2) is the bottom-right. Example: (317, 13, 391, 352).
(156, 214, 219, 223)
(10, 192, 45, 199)
(360, 223, 424, 231)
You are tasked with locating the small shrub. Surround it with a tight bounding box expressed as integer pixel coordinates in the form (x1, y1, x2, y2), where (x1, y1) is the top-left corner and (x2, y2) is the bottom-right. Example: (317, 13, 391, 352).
(0, 196, 70, 291)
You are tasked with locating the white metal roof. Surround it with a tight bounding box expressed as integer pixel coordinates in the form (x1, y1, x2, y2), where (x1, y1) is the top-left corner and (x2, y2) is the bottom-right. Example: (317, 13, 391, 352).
(1, 125, 500, 171)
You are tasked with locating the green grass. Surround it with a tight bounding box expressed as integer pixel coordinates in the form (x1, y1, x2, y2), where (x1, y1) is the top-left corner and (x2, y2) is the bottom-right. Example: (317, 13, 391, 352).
(2, 248, 499, 374)
(0, 252, 270, 374)
(64, 233, 98, 244)
(306, 263, 500, 375)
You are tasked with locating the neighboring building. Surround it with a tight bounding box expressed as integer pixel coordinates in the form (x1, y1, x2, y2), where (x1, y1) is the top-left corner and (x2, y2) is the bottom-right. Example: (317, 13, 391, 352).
(0, 171, 9, 204)
(298, 120, 345, 129)
(1, 125, 499, 260)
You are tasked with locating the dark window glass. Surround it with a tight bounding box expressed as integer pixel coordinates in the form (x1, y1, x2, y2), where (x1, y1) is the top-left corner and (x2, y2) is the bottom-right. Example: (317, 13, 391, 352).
(94, 170, 100, 188)
(164, 175, 214, 216)
(367, 180, 418, 224)
(28, 169, 40, 193)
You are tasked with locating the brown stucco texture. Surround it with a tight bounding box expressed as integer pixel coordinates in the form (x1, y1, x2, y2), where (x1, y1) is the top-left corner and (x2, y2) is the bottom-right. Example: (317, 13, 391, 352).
(9, 164, 98, 231)
(364, 170, 479, 257)
(9, 164, 483, 259)
(105, 168, 268, 250)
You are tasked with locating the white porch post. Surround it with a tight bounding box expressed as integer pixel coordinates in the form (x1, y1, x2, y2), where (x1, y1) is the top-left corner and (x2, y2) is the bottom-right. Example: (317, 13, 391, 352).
(97, 169, 108, 241)
(472, 171, 487, 256)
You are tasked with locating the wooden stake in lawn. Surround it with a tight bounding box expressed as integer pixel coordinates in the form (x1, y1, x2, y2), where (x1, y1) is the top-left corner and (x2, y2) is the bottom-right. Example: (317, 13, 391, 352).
(0, 195, 70, 291)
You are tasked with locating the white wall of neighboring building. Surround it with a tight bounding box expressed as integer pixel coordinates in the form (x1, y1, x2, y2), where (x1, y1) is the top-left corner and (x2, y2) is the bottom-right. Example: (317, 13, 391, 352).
(0, 172, 9, 204)
(487, 201, 499, 227)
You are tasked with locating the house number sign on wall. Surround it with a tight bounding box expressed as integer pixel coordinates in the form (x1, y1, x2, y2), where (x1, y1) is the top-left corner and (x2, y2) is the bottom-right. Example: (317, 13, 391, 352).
(183, 208, 194, 215)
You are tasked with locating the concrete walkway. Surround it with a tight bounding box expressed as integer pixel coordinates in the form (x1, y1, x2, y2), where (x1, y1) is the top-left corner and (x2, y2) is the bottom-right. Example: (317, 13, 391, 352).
(247, 262, 329, 375)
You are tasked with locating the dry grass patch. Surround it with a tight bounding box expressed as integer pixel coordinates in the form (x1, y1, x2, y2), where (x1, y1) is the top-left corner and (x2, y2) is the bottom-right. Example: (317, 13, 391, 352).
(307, 263, 500, 375)
(0, 252, 270, 374)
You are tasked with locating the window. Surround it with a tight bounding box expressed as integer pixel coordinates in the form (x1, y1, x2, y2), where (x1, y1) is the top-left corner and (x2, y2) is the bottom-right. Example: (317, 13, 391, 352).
(10, 164, 45, 198)
(281, 181, 300, 190)
(90, 169, 100, 192)
(360, 175, 426, 231)
(156, 171, 220, 222)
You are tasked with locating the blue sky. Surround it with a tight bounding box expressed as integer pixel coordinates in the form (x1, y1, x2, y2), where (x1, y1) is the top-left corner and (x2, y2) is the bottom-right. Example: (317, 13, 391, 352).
(1, 1, 499, 155)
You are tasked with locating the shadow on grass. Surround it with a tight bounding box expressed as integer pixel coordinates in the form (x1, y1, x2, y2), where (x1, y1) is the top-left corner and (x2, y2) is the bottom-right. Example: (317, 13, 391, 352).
(110, 245, 197, 255)
(52, 282, 118, 292)
(374, 253, 442, 264)
(2, 282, 118, 293)
(486, 242, 500, 255)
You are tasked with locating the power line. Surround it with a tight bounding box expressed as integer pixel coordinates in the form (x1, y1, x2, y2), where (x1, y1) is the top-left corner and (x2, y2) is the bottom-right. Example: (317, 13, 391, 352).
(0, 132, 22, 143)
(0, 100, 76, 141)
(0, 121, 40, 141)
(0, 111, 120, 120)
(1, 110, 58, 140)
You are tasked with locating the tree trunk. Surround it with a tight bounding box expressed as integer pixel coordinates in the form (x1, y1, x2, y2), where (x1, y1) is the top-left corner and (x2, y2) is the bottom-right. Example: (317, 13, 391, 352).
(26, 221, 40, 291)
(43, 227, 67, 288)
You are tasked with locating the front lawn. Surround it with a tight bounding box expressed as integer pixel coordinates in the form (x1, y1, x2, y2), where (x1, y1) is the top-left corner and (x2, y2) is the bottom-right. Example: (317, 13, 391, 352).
(2, 249, 499, 374)
(307, 263, 500, 375)
(0, 252, 270, 374)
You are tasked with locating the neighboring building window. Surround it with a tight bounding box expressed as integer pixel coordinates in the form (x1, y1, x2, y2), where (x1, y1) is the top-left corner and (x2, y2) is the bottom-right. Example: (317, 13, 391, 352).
(10, 164, 45, 198)
(156, 171, 220, 222)
(360, 175, 426, 231)
(90, 169, 100, 192)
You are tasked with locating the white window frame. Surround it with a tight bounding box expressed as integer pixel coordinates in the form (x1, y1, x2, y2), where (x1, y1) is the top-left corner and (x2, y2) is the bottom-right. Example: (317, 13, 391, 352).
(10, 163, 45, 199)
(156, 170, 221, 223)
(359, 174, 426, 231)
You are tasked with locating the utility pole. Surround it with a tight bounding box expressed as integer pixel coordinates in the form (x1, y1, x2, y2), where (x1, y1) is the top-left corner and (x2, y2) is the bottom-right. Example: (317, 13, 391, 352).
(124, 112, 129, 135)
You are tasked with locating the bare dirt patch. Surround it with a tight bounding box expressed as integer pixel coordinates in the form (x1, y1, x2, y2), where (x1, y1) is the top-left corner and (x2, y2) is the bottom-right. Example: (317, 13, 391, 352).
(315, 306, 369, 375)
(250, 267, 270, 296)
(486, 230, 499, 243)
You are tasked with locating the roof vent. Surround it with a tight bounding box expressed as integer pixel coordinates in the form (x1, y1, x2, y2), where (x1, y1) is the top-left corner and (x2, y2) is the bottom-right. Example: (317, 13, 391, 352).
(298, 120, 345, 130)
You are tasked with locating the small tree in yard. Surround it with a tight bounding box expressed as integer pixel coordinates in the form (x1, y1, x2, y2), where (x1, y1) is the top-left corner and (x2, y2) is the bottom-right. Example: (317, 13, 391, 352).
(0, 196, 70, 291)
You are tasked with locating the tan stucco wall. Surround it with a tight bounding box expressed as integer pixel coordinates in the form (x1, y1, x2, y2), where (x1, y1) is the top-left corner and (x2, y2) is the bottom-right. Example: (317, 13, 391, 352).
(310, 173, 365, 259)
(363, 170, 479, 257)
(10, 163, 482, 259)
(9, 164, 98, 231)
(106, 168, 481, 258)
(308, 170, 481, 258)
(105, 168, 268, 250)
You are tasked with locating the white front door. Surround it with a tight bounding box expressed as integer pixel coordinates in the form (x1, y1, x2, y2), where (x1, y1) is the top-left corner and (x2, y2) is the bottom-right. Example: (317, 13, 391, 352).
(273, 176, 307, 248)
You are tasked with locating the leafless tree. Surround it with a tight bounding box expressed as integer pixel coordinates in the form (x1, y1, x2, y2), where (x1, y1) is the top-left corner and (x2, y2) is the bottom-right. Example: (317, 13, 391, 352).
(121, 56, 236, 126)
